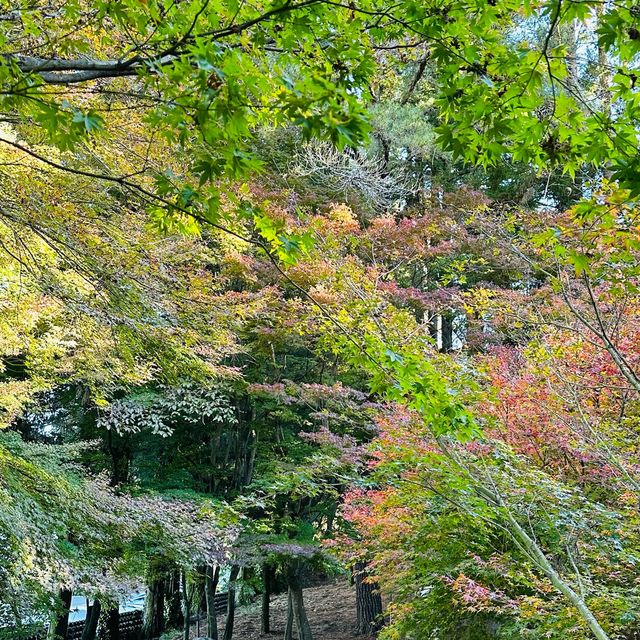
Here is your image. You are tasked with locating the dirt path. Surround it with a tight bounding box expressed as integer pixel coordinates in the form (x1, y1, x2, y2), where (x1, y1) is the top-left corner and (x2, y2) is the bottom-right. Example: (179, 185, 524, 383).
(178, 580, 369, 640)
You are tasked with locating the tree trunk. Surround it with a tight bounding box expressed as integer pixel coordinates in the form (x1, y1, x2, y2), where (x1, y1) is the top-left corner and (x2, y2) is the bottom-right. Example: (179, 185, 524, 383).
(502, 508, 611, 640)
(182, 571, 191, 640)
(285, 563, 312, 640)
(106, 429, 131, 487)
(428, 312, 438, 346)
(222, 565, 240, 640)
(106, 607, 120, 640)
(166, 569, 184, 629)
(440, 314, 453, 352)
(290, 586, 312, 640)
(354, 562, 383, 636)
(325, 503, 337, 537)
(205, 565, 220, 640)
(284, 589, 294, 640)
(245, 434, 257, 486)
(49, 588, 72, 640)
(143, 565, 166, 639)
(261, 564, 274, 634)
(81, 599, 101, 640)
(432, 433, 613, 640)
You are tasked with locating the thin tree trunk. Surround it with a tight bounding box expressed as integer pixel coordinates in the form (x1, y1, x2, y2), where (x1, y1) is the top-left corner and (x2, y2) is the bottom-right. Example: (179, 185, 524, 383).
(285, 563, 312, 640)
(106, 429, 130, 486)
(354, 562, 383, 636)
(325, 503, 337, 536)
(182, 571, 191, 640)
(261, 564, 274, 634)
(428, 312, 438, 347)
(222, 565, 240, 640)
(503, 509, 611, 640)
(432, 435, 612, 640)
(595, 3, 611, 124)
(440, 314, 453, 352)
(166, 570, 184, 629)
(106, 607, 119, 640)
(143, 564, 166, 639)
(290, 586, 312, 640)
(205, 565, 220, 640)
(245, 433, 257, 486)
(284, 589, 294, 640)
(49, 588, 72, 640)
(81, 599, 101, 640)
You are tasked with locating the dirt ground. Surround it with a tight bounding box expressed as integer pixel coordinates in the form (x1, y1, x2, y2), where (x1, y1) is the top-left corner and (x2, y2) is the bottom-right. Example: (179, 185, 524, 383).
(176, 580, 369, 640)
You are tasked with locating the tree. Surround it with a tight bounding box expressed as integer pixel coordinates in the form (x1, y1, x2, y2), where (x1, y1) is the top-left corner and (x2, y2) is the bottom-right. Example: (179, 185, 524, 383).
(353, 561, 384, 636)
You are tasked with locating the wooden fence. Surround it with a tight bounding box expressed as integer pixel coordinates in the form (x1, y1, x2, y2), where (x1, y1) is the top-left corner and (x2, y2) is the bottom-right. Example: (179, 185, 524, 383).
(12, 592, 228, 640)
(66, 611, 143, 640)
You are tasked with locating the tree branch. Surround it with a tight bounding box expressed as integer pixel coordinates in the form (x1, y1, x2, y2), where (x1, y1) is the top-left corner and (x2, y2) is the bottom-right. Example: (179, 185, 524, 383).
(5, 0, 324, 85)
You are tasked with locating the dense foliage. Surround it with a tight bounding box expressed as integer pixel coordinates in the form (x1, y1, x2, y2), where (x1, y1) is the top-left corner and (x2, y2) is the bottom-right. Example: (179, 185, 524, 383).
(2, 1, 640, 640)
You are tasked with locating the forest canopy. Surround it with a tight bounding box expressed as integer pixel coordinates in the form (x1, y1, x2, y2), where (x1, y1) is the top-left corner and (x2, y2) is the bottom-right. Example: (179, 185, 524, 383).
(1, 1, 640, 640)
